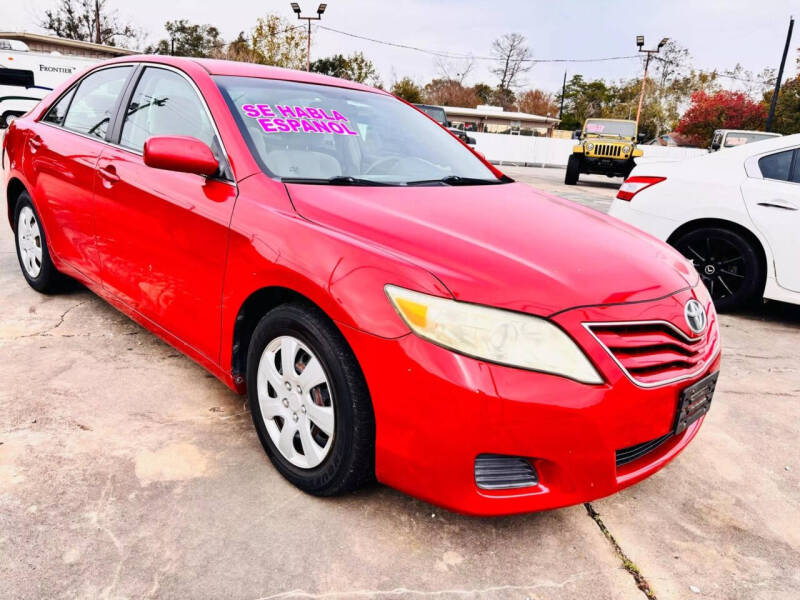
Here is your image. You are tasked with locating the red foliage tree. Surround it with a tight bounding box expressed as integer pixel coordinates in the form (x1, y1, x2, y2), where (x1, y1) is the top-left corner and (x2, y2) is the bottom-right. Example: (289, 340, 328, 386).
(676, 90, 766, 147)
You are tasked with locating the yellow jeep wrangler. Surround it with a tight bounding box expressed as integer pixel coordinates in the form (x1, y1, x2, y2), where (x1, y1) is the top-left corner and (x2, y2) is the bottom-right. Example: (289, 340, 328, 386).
(565, 118, 643, 185)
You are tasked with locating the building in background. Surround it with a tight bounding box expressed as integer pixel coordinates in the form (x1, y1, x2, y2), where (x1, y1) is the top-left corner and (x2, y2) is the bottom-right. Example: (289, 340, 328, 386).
(443, 104, 559, 136)
(0, 32, 136, 59)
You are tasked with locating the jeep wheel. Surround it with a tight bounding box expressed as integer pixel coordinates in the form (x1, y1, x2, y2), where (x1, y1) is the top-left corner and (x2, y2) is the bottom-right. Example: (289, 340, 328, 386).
(565, 155, 581, 185)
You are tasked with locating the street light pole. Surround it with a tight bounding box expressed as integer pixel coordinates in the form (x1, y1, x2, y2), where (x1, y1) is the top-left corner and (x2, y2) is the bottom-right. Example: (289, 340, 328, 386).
(291, 3, 327, 71)
(634, 36, 668, 128)
(765, 16, 794, 132)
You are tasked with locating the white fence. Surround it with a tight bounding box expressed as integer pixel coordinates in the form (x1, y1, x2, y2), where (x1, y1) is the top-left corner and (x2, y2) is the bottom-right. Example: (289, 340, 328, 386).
(471, 132, 707, 167)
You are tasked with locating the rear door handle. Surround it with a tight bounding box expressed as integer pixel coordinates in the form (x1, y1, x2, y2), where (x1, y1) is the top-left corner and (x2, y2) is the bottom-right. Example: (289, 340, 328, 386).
(757, 199, 798, 211)
(98, 164, 119, 185)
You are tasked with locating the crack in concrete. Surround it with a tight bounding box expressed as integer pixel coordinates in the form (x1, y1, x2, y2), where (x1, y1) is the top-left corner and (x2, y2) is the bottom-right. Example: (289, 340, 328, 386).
(14, 300, 89, 339)
(584, 503, 657, 600)
(253, 572, 588, 599)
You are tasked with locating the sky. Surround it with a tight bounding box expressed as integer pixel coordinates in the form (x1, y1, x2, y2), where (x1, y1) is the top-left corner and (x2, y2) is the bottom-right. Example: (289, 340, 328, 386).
(3, 0, 798, 94)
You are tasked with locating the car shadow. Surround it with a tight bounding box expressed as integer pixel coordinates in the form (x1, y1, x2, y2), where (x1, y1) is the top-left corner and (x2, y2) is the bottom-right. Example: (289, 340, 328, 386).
(733, 299, 800, 327)
(575, 178, 622, 190)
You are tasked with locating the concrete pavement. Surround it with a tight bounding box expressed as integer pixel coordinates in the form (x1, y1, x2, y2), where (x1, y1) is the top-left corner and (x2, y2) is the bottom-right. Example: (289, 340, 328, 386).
(1, 167, 798, 599)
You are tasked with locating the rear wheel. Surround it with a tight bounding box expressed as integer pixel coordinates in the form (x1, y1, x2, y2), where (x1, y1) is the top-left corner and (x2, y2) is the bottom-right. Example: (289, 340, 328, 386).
(672, 227, 762, 311)
(565, 154, 581, 185)
(13, 192, 65, 294)
(246, 303, 375, 496)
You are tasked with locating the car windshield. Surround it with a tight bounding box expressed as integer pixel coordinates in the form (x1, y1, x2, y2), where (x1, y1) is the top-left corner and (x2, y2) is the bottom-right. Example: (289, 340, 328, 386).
(584, 120, 636, 138)
(215, 76, 502, 185)
(414, 104, 447, 125)
(724, 132, 779, 147)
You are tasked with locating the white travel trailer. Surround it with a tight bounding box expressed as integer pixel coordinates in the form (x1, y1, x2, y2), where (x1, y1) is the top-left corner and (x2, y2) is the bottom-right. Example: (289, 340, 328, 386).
(0, 39, 101, 128)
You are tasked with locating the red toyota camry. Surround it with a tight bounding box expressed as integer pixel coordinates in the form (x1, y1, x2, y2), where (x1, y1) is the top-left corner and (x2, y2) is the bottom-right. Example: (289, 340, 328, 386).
(2, 56, 720, 515)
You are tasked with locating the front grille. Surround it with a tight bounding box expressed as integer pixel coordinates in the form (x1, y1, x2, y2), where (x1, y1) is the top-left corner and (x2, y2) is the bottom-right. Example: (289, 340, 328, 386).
(616, 433, 672, 467)
(585, 312, 719, 387)
(474, 454, 539, 490)
(592, 143, 622, 158)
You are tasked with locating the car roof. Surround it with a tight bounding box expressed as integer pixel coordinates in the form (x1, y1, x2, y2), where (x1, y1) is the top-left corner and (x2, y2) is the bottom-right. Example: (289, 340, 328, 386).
(715, 129, 781, 136)
(103, 55, 386, 95)
(585, 118, 636, 124)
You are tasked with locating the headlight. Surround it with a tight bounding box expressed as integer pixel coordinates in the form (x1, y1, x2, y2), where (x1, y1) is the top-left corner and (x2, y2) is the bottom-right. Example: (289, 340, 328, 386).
(622, 145, 631, 154)
(385, 285, 603, 384)
(585, 142, 594, 152)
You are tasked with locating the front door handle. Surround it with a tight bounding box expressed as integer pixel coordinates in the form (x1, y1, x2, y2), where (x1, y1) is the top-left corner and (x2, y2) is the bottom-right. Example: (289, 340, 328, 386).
(757, 199, 798, 211)
(28, 136, 42, 152)
(98, 164, 120, 185)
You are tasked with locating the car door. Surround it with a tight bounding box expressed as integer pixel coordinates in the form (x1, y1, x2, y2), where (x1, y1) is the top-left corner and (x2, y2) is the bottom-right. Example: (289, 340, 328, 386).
(26, 65, 133, 281)
(741, 148, 800, 292)
(93, 65, 237, 361)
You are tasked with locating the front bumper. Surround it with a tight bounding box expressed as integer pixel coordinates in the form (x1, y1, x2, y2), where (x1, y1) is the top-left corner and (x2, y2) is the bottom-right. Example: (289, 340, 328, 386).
(340, 286, 720, 516)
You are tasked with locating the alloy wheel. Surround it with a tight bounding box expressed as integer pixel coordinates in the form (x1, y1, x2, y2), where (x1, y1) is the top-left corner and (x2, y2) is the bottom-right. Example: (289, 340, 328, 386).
(17, 206, 43, 279)
(256, 335, 335, 469)
(677, 234, 746, 302)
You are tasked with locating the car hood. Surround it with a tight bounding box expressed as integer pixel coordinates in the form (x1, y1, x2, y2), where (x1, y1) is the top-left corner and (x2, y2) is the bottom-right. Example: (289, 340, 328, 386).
(286, 181, 697, 316)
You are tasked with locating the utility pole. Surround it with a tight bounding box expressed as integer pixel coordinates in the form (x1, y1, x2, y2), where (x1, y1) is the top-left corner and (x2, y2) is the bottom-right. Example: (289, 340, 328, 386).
(291, 3, 327, 71)
(766, 16, 794, 132)
(558, 70, 567, 121)
(634, 35, 668, 127)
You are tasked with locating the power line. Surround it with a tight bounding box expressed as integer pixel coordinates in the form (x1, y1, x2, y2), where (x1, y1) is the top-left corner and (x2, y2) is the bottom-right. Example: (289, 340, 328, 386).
(318, 25, 640, 64)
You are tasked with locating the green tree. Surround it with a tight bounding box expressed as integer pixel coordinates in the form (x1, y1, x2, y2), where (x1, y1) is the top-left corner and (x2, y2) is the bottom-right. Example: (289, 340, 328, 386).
(250, 14, 307, 69)
(769, 75, 800, 135)
(391, 77, 424, 103)
(40, 0, 137, 47)
(311, 52, 380, 86)
(146, 20, 223, 57)
(472, 83, 494, 105)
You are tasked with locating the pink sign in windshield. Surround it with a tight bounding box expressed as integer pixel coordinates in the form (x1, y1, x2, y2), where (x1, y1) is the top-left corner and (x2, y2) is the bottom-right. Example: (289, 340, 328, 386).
(241, 104, 359, 136)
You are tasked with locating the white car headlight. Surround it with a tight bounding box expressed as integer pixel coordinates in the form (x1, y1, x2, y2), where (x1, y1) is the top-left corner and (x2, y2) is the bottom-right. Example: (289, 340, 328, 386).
(622, 145, 631, 154)
(585, 142, 594, 151)
(385, 285, 603, 384)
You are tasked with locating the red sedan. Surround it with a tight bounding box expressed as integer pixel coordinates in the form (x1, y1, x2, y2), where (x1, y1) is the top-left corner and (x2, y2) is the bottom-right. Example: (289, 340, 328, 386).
(2, 56, 720, 515)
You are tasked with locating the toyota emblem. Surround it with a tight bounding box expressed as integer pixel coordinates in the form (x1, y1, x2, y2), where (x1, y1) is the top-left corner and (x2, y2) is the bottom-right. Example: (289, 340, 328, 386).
(684, 299, 707, 335)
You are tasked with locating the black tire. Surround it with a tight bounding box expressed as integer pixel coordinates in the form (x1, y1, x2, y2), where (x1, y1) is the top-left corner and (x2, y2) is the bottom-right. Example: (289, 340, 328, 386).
(565, 154, 581, 185)
(246, 303, 375, 496)
(13, 192, 66, 294)
(672, 226, 762, 312)
(623, 160, 635, 180)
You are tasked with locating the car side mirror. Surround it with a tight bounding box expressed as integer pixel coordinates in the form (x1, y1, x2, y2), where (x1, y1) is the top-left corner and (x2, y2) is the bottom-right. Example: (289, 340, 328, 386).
(573, 129, 582, 139)
(143, 135, 219, 177)
(710, 142, 720, 150)
(637, 132, 647, 143)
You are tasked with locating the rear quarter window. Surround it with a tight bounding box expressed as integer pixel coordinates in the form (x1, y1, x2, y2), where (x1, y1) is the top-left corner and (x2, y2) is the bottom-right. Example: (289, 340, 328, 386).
(758, 150, 794, 181)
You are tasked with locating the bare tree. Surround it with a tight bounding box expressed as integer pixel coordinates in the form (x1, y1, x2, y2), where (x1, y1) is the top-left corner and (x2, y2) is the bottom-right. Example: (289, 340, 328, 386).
(434, 55, 475, 85)
(490, 33, 532, 90)
(41, 0, 138, 47)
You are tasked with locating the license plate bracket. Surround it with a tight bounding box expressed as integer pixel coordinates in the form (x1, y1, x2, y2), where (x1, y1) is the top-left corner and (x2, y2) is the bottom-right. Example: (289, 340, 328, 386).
(674, 371, 719, 434)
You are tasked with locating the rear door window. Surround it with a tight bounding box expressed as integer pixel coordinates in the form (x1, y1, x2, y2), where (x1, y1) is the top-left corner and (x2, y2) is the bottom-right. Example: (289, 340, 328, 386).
(758, 150, 794, 181)
(43, 87, 76, 126)
(63, 66, 133, 139)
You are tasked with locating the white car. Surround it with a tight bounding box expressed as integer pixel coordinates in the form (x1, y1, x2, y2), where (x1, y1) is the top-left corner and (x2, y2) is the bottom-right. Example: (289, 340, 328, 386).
(609, 133, 800, 311)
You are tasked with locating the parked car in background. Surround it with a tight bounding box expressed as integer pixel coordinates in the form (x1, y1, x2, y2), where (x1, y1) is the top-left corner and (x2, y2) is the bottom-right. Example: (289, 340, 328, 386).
(566, 118, 645, 185)
(4, 56, 720, 515)
(0, 39, 99, 129)
(611, 134, 800, 311)
(413, 103, 476, 145)
(709, 129, 781, 152)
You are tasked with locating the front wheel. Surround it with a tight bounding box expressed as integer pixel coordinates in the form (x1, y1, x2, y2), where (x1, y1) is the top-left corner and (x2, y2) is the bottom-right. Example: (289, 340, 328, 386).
(246, 303, 375, 496)
(565, 154, 581, 185)
(672, 227, 762, 311)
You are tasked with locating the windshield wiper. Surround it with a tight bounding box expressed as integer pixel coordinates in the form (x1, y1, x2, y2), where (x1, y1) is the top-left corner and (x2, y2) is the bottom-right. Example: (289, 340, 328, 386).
(281, 176, 396, 186)
(406, 175, 509, 186)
